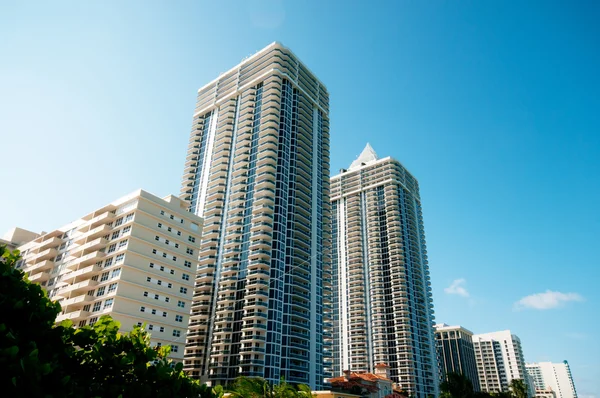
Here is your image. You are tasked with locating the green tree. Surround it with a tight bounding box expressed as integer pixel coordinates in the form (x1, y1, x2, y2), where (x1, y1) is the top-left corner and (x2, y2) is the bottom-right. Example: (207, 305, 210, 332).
(439, 372, 475, 398)
(509, 379, 528, 398)
(0, 246, 214, 398)
(226, 376, 313, 397)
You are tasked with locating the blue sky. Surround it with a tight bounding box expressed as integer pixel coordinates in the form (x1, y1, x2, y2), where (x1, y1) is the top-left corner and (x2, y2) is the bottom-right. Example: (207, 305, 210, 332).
(1, 1, 598, 395)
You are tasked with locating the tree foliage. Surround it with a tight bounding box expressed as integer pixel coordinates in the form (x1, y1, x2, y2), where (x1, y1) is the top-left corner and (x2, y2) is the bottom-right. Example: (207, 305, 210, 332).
(440, 372, 526, 398)
(226, 376, 314, 398)
(0, 245, 214, 398)
(509, 379, 528, 398)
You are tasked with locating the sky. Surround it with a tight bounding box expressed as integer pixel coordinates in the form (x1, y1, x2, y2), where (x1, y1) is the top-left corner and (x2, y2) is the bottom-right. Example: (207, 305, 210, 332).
(1, 0, 599, 395)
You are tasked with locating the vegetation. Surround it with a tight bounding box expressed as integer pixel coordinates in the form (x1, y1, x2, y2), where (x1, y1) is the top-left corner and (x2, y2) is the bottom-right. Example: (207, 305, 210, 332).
(0, 245, 214, 397)
(225, 376, 314, 397)
(440, 372, 529, 398)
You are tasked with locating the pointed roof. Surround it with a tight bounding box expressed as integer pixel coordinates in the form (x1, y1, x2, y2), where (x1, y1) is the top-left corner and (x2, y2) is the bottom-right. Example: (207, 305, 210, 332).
(349, 143, 379, 169)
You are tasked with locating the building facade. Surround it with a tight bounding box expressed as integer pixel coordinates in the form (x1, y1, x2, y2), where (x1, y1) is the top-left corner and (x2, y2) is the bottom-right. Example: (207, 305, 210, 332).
(1, 227, 39, 251)
(526, 361, 578, 398)
(435, 323, 481, 391)
(472, 330, 530, 395)
(16, 190, 202, 361)
(330, 144, 438, 398)
(180, 42, 331, 389)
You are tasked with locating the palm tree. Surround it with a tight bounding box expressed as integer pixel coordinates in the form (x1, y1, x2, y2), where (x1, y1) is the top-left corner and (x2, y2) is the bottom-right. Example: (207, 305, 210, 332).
(227, 376, 314, 398)
(509, 379, 528, 398)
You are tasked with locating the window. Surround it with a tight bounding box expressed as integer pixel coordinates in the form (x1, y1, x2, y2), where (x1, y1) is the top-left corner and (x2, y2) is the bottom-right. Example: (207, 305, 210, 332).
(172, 256, 177, 261)
(156, 342, 161, 347)
(147, 277, 151, 282)
(108, 244, 117, 253)
(177, 231, 181, 236)
(96, 286, 106, 297)
(122, 225, 131, 234)
(159, 326, 164, 332)
(165, 297, 170, 303)
(149, 262, 154, 268)
(180, 287, 187, 294)
(100, 272, 109, 282)
(78, 320, 86, 327)
(115, 254, 125, 263)
(137, 322, 143, 327)
(103, 298, 114, 309)
(111, 231, 120, 240)
(188, 236, 196, 243)
(167, 227, 172, 232)
(111, 268, 121, 279)
(186, 248, 194, 255)
(174, 243, 179, 248)
(140, 306, 146, 312)
(89, 317, 98, 326)
(151, 309, 157, 315)
(83, 304, 91, 312)
(157, 280, 162, 286)
(86, 290, 95, 297)
(154, 294, 159, 300)
(177, 300, 185, 308)
(170, 270, 175, 275)
(168, 283, 172, 289)
(118, 239, 128, 248)
(182, 274, 189, 281)
(170, 215, 174, 220)
(144, 291, 149, 297)
(158, 222, 162, 228)
(173, 330, 181, 337)
(160, 210, 165, 216)
(155, 236, 160, 241)
(104, 257, 113, 268)
(184, 261, 191, 268)
(125, 213, 134, 222)
(152, 249, 157, 254)
(93, 302, 101, 311)
(162, 253, 167, 258)
(108, 283, 117, 293)
(175, 315, 183, 322)
(180, 219, 183, 224)
(115, 217, 124, 227)
(171, 345, 178, 352)
(160, 266, 164, 271)
(148, 324, 153, 331)
(162, 311, 167, 317)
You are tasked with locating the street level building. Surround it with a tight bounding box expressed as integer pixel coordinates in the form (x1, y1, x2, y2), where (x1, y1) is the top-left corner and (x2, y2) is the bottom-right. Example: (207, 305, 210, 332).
(330, 144, 438, 398)
(16, 190, 202, 361)
(472, 330, 530, 395)
(180, 42, 331, 389)
(526, 361, 578, 398)
(435, 323, 481, 391)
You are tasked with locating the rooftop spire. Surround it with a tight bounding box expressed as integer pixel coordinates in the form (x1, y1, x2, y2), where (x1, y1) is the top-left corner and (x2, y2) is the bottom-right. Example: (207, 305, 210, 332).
(349, 143, 379, 169)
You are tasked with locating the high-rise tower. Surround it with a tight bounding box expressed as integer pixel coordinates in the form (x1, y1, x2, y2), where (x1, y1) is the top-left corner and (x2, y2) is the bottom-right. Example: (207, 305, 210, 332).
(330, 144, 438, 397)
(180, 42, 331, 389)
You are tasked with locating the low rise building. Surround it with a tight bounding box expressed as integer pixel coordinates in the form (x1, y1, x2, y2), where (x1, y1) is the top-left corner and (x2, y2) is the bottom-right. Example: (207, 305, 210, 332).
(17, 189, 202, 361)
(329, 364, 396, 398)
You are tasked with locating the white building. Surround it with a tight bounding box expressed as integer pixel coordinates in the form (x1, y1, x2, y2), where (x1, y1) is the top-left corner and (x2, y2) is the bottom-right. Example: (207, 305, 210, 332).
(1, 227, 40, 251)
(16, 189, 203, 361)
(526, 361, 578, 398)
(472, 330, 531, 395)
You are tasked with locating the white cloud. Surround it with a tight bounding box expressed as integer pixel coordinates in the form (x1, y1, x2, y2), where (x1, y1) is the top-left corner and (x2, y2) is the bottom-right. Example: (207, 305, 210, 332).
(514, 290, 584, 310)
(444, 279, 470, 298)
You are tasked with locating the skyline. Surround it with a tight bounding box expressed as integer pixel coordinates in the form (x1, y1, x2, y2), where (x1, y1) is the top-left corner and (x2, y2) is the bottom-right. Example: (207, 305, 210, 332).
(1, 1, 599, 397)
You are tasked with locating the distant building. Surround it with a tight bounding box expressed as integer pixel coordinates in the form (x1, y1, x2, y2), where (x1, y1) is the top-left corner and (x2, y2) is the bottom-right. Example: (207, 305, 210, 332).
(534, 388, 557, 398)
(472, 330, 531, 395)
(17, 189, 202, 361)
(435, 323, 481, 391)
(1, 227, 40, 251)
(526, 361, 578, 398)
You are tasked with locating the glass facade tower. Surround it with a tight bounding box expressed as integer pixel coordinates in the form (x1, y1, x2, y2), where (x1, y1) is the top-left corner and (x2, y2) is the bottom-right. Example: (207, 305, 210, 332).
(180, 42, 332, 390)
(330, 144, 438, 398)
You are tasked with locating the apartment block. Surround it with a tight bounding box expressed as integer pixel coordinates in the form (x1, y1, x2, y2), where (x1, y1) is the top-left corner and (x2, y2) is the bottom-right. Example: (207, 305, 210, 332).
(180, 42, 331, 389)
(16, 190, 202, 361)
(472, 330, 530, 395)
(330, 144, 438, 398)
(435, 324, 481, 391)
(526, 361, 578, 398)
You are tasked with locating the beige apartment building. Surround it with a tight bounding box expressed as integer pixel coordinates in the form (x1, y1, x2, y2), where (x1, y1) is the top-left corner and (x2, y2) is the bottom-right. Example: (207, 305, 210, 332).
(1, 227, 40, 251)
(16, 189, 202, 361)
